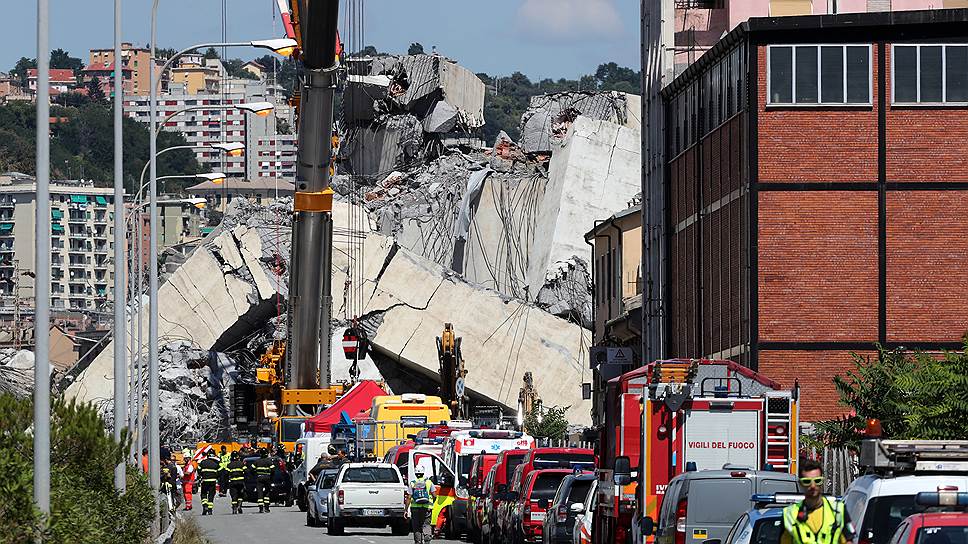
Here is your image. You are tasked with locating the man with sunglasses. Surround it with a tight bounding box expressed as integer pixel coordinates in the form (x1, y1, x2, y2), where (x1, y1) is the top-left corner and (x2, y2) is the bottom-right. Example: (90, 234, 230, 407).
(781, 459, 855, 544)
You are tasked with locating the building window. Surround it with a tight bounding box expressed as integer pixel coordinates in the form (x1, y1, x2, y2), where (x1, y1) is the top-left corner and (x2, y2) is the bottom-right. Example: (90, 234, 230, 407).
(892, 44, 968, 104)
(768, 44, 871, 105)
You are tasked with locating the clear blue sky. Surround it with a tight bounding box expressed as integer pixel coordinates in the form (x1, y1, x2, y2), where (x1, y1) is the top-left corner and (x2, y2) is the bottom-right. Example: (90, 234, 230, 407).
(1, 0, 640, 80)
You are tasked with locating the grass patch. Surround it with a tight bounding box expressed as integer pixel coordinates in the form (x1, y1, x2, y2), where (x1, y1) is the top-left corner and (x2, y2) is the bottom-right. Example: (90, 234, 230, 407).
(172, 516, 213, 544)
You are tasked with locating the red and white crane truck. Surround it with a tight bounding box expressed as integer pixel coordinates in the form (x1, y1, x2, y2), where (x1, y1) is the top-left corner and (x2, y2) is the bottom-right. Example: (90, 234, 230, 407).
(594, 359, 801, 544)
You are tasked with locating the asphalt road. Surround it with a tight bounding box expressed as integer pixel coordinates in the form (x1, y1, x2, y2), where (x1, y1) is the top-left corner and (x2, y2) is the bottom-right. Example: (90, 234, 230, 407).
(187, 499, 465, 544)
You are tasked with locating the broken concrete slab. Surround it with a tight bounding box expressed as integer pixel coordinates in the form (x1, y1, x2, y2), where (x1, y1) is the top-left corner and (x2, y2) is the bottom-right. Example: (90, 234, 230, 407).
(526, 116, 641, 297)
(359, 239, 593, 426)
(340, 114, 425, 177)
(519, 91, 639, 154)
(360, 54, 486, 129)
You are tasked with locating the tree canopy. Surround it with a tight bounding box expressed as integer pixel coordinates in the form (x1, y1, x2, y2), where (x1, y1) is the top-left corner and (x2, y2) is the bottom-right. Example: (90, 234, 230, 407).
(0, 101, 204, 194)
(807, 342, 968, 449)
(0, 393, 155, 542)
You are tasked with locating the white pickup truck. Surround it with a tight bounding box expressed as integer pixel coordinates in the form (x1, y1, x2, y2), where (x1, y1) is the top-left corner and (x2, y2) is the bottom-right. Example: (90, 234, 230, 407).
(327, 462, 410, 536)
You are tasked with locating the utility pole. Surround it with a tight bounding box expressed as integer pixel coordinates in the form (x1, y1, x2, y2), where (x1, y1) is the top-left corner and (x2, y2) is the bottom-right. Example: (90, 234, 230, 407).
(112, 0, 127, 492)
(34, 0, 52, 526)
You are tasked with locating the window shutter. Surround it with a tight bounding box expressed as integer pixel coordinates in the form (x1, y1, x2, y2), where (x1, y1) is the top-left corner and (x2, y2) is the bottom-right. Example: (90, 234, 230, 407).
(769, 0, 811, 16)
(867, 0, 891, 11)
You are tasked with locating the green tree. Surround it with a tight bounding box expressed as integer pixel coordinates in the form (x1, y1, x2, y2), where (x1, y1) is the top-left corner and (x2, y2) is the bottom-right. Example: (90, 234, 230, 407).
(10, 56, 37, 86)
(0, 101, 203, 192)
(408, 42, 425, 56)
(524, 404, 570, 441)
(223, 58, 259, 80)
(85, 77, 107, 104)
(203, 47, 220, 60)
(0, 392, 155, 543)
(808, 342, 968, 448)
(358, 45, 379, 57)
(49, 48, 84, 74)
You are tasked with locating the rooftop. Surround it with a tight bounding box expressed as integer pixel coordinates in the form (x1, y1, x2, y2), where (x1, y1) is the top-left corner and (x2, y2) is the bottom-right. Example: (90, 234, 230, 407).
(27, 68, 76, 82)
(186, 177, 296, 192)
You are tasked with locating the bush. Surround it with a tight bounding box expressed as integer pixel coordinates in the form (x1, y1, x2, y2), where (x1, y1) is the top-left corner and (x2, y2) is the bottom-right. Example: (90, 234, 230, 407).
(808, 341, 968, 449)
(524, 405, 570, 441)
(0, 393, 154, 543)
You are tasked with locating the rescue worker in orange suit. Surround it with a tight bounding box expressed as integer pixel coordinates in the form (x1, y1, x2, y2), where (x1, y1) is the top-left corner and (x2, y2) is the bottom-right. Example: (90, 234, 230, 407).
(253, 448, 276, 513)
(227, 451, 246, 514)
(181, 449, 197, 511)
(198, 449, 221, 515)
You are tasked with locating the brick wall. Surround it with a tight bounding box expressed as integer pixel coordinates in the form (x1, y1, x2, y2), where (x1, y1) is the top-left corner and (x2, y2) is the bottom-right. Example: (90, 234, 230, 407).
(668, 116, 747, 359)
(758, 191, 879, 342)
(758, 350, 875, 421)
(885, 46, 968, 182)
(886, 191, 968, 341)
(757, 46, 879, 183)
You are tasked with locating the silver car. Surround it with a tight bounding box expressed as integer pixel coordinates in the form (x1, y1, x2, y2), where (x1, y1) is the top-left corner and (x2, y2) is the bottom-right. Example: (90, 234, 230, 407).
(306, 469, 339, 527)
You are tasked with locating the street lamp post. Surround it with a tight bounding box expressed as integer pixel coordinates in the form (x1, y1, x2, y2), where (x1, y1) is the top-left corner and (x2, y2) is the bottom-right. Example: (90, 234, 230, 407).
(34, 0, 51, 521)
(112, 0, 126, 492)
(145, 3, 294, 521)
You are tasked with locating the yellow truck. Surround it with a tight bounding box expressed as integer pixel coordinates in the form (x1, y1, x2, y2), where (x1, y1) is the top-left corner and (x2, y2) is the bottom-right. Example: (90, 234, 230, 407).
(363, 394, 452, 458)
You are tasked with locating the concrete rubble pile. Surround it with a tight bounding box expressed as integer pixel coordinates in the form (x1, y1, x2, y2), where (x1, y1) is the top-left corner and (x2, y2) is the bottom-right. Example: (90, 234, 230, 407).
(340, 54, 486, 176)
(353, 91, 642, 327)
(64, 194, 595, 436)
(0, 348, 36, 398)
(518, 91, 642, 154)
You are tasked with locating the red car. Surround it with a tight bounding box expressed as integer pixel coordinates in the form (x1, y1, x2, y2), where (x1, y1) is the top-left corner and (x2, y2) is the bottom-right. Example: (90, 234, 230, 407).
(887, 492, 968, 544)
(467, 453, 499, 542)
(508, 468, 572, 544)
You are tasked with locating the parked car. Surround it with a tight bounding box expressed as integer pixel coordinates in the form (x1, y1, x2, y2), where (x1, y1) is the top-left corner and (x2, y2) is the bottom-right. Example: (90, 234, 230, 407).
(652, 468, 799, 544)
(722, 493, 803, 544)
(306, 469, 339, 528)
(887, 492, 968, 544)
(488, 449, 532, 544)
(543, 473, 597, 544)
(844, 474, 968, 544)
(468, 453, 499, 543)
(571, 480, 598, 544)
(481, 464, 502, 544)
(507, 468, 572, 544)
(326, 463, 409, 536)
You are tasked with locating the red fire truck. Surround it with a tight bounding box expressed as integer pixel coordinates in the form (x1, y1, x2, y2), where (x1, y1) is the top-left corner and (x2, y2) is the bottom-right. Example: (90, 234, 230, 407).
(594, 359, 800, 544)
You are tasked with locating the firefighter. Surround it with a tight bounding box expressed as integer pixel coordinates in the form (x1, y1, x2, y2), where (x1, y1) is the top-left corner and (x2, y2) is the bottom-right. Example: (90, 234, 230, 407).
(253, 448, 275, 513)
(198, 449, 221, 516)
(181, 449, 197, 511)
(227, 451, 246, 514)
(781, 459, 854, 544)
(159, 451, 180, 513)
(218, 445, 230, 497)
(406, 467, 435, 544)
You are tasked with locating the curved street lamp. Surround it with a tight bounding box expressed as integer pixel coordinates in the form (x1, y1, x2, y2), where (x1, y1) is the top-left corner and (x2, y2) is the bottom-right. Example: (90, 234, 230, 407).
(156, 101, 275, 135)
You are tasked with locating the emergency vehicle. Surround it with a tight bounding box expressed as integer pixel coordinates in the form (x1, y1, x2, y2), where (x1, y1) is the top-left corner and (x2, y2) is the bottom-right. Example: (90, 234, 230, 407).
(594, 359, 800, 544)
(440, 430, 536, 537)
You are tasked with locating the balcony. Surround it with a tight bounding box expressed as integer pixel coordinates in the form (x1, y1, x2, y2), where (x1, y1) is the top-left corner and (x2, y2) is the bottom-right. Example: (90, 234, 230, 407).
(93, 246, 109, 254)
(93, 215, 108, 225)
(67, 216, 86, 224)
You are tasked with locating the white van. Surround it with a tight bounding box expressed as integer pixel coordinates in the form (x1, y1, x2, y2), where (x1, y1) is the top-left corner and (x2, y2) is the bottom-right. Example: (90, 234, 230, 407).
(293, 435, 332, 512)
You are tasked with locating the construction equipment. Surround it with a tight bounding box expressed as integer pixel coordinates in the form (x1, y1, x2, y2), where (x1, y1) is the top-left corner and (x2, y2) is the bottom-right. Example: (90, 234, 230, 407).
(224, 1, 346, 449)
(437, 323, 467, 419)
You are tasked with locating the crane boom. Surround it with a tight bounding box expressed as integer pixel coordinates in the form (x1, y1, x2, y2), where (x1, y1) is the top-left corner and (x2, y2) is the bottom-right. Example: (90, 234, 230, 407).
(285, 0, 341, 399)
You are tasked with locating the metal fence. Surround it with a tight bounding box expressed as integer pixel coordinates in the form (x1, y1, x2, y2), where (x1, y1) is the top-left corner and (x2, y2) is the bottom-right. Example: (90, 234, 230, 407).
(816, 447, 858, 496)
(536, 438, 595, 449)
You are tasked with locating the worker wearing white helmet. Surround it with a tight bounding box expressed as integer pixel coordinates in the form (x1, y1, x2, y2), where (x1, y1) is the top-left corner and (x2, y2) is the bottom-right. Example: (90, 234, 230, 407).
(406, 467, 436, 544)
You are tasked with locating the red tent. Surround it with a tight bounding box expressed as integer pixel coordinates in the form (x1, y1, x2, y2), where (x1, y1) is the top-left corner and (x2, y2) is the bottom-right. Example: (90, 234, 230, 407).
(303, 380, 387, 433)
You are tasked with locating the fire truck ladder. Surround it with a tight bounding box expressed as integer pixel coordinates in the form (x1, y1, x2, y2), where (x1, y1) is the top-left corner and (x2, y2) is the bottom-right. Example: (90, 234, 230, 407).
(764, 392, 795, 472)
(648, 360, 699, 411)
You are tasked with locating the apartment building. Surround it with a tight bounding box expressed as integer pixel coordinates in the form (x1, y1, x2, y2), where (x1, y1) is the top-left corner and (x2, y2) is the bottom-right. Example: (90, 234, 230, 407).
(89, 43, 156, 95)
(0, 177, 117, 314)
(80, 61, 134, 97)
(124, 78, 296, 179)
(170, 55, 221, 95)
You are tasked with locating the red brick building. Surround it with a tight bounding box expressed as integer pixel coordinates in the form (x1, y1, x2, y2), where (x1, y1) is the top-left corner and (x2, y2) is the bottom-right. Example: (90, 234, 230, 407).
(660, 9, 968, 420)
